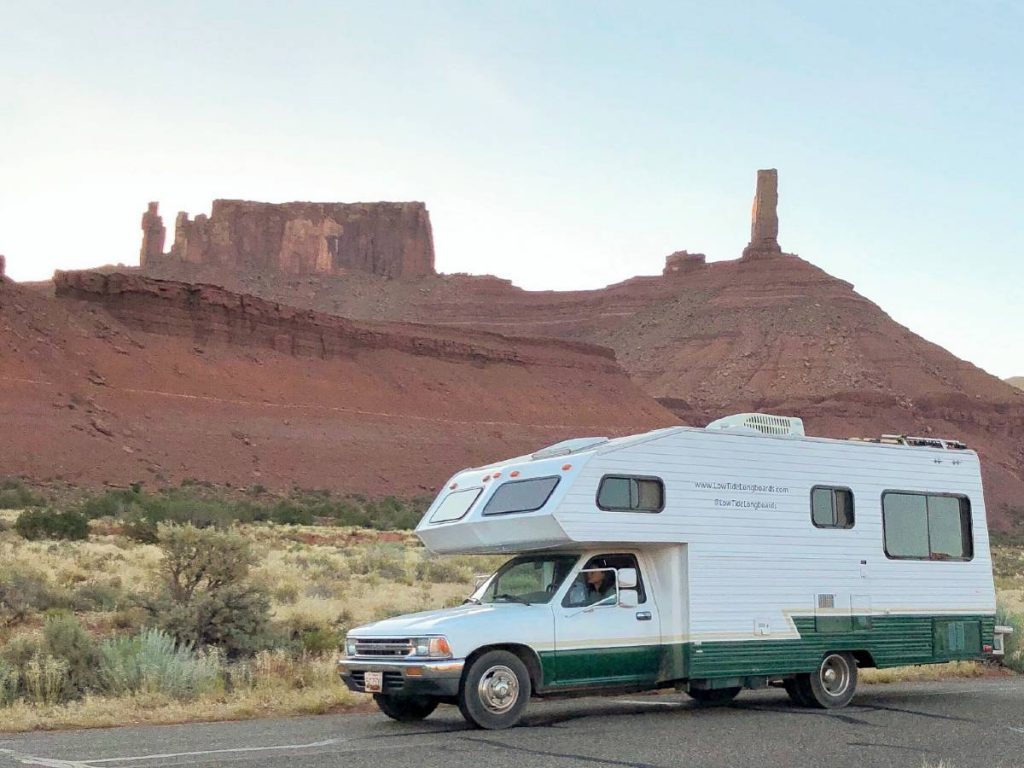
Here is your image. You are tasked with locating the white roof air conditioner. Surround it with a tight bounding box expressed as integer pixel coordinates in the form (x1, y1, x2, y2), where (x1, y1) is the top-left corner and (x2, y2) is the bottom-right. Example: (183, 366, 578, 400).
(705, 413, 805, 438)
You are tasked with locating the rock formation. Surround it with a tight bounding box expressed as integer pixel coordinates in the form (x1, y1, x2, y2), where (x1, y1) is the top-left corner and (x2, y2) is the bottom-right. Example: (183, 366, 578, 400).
(742, 168, 783, 258)
(663, 251, 707, 275)
(139, 203, 166, 267)
(2, 275, 670, 495)
(143, 199, 435, 280)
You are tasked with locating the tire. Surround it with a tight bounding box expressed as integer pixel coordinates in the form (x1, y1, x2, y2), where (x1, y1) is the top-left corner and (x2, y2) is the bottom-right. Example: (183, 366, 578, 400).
(800, 652, 858, 709)
(373, 693, 439, 722)
(687, 686, 742, 707)
(783, 677, 814, 707)
(458, 650, 531, 730)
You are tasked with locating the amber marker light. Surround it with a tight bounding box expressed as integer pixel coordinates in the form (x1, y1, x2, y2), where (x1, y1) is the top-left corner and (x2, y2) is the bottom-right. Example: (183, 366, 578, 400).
(406, 667, 424, 677)
(562, 464, 572, 471)
(510, 470, 521, 477)
(449, 483, 458, 490)
(492, 471, 502, 478)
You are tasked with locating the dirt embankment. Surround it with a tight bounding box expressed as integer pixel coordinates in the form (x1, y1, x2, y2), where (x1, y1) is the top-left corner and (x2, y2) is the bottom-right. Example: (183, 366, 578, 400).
(0, 274, 675, 495)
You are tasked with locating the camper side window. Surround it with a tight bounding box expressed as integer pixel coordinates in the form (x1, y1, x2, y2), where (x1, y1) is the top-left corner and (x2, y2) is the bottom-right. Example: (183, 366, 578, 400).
(882, 492, 973, 561)
(596, 475, 664, 513)
(811, 487, 855, 529)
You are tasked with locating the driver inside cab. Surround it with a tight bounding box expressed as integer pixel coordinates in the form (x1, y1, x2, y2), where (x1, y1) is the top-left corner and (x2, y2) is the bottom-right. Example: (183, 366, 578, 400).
(565, 560, 616, 607)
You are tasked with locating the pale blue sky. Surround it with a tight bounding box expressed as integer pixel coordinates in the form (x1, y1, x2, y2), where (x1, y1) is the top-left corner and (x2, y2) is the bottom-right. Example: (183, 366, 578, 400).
(1, 1, 1021, 377)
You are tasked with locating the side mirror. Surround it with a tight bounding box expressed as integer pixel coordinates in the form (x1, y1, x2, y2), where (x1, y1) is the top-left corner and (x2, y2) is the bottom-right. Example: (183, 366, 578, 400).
(617, 567, 638, 590)
(618, 588, 639, 608)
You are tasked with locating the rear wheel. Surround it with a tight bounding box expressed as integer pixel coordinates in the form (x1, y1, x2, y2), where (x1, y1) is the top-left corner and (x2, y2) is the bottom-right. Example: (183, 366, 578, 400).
(687, 686, 741, 706)
(458, 650, 531, 730)
(373, 693, 439, 722)
(797, 652, 858, 709)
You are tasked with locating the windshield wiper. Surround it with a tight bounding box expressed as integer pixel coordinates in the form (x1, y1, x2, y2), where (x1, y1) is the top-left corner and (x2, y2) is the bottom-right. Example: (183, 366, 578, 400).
(463, 596, 482, 605)
(495, 593, 532, 605)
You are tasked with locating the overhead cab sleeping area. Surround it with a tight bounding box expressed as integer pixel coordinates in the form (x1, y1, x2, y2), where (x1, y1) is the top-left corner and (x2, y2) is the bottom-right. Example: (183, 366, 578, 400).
(415, 430, 680, 555)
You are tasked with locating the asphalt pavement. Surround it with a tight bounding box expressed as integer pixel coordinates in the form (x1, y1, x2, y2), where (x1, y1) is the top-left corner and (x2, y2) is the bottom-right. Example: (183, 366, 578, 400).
(1, 677, 1021, 768)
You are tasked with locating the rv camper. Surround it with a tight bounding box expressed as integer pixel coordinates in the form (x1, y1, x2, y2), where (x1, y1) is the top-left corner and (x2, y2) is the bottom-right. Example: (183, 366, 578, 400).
(338, 414, 1011, 729)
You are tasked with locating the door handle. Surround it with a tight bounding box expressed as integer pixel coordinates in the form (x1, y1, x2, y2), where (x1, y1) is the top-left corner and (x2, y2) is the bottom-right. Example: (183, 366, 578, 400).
(635, 611, 652, 621)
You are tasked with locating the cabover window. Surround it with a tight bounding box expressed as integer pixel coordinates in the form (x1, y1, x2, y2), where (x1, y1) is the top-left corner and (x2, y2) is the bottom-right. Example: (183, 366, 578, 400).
(811, 486, 854, 529)
(483, 476, 560, 516)
(429, 488, 483, 524)
(597, 475, 664, 512)
(882, 492, 973, 561)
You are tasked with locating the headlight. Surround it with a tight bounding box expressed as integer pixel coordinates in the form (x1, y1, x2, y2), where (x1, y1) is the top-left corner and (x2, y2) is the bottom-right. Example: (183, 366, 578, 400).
(411, 636, 452, 658)
(345, 637, 358, 657)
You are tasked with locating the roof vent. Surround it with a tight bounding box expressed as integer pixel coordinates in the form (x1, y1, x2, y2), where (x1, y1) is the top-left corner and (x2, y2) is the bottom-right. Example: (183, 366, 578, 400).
(532, 436, 609, 460)
(705, 413, 805, 437)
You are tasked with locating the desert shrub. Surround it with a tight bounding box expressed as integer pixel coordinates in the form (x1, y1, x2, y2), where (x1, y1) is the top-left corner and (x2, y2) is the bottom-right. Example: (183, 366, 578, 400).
(415, 556, 472, 584)
(21, 654, 71, 705)
(0, 633, 44, 669)
(98, 628, 222, 699)
(0, 659, 17, 706)
(149, 525, 271, 657)
(42, 613, 100, 696)
(0, 568, 67, 626)
(15, 509, 89, 541)
(276, 614, 344, 655)
(350, 544, 410, 581)
(0, 478, 44, 510)
(269, 502, 315, 526)
(79, 489, 141, 519)
(71, 581, 126, 612)
(996, 602, 1024, 673)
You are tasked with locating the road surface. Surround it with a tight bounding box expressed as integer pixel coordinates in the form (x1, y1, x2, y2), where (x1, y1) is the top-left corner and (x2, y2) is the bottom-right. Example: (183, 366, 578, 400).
(1, 678, 1021, 768)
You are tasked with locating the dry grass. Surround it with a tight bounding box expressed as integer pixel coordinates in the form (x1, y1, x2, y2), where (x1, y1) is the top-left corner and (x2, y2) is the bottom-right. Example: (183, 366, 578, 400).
(0, 514, 1021, 732)
(0, 655, 362, 732)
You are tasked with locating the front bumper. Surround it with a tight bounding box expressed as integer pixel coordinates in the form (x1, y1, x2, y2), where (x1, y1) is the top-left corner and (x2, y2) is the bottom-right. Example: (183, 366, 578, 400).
(337, 658, 465, 697)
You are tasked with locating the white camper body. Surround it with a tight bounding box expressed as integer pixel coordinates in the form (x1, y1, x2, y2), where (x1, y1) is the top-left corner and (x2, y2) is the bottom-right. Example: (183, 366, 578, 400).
(340, 416, 1006, 729)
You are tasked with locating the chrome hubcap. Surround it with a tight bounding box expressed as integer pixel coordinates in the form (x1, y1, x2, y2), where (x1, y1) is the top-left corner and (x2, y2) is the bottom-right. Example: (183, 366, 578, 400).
(477, 664, 519, 713)
(819, 655, 850, 697)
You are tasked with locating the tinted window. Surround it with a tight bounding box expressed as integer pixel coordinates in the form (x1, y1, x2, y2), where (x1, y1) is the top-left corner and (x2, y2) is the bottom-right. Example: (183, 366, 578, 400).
(483, 476, 560, 516)
(429, 488, 482, 524)
(811, 487, 854, 529)
(597, 476, 664, 512)
(883, 492, 972, 560)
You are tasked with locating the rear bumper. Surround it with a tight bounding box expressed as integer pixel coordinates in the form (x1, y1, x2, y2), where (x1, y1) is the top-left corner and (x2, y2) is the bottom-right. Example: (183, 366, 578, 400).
(337, 658, 465, 698)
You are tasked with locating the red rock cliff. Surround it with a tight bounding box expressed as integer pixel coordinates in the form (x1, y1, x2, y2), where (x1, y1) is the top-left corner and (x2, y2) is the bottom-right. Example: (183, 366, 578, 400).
(143, 199, 435, 279)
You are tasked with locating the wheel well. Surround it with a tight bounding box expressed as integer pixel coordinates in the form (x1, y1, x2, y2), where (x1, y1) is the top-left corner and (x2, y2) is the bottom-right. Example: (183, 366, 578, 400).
(465, 644, 544, 691)
(848, 650, 876, 668)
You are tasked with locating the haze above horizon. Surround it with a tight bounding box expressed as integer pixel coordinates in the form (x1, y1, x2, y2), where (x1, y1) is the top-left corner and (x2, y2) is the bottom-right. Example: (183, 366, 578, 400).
(1, 2, 1021, 377)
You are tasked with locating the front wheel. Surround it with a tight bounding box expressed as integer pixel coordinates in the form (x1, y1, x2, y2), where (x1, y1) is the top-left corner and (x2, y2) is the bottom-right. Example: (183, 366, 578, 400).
(458, 650, 531, 729)
(687, 686, 741, 706)
(794, 652, 858, 709)
(373, 693, 439, 722)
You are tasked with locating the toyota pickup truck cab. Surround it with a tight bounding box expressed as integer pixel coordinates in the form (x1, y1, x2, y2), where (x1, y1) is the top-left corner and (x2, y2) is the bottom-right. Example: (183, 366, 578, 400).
(338, 414, 1010, 729)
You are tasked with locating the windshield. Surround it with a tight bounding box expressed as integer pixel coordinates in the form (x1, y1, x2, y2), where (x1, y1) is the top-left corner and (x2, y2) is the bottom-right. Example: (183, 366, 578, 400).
(471, 554, 579, 605)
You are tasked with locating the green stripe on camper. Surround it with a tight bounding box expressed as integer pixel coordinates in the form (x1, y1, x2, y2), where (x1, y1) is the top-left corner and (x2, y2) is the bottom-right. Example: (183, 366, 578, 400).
(538, 614, 994, 689)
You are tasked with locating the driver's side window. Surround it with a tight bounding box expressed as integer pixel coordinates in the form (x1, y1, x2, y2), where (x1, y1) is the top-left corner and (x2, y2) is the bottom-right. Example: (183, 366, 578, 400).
(562, 556, 619, 608)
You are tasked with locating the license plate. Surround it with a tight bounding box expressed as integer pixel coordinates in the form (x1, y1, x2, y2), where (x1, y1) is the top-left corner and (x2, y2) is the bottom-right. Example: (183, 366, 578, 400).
(364, 671, 383, 693)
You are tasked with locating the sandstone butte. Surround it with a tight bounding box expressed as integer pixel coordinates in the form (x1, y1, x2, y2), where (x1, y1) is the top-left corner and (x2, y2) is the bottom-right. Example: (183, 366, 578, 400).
(128, 172, 1024, 530)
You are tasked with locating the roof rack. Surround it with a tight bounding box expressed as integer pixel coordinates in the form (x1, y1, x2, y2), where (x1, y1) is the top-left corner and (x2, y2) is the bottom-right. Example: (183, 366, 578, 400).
(848, 434, 968, 450)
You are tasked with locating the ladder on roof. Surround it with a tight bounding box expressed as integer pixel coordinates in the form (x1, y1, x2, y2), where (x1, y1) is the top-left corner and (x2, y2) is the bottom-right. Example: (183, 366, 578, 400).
(848, 434, 968, 450)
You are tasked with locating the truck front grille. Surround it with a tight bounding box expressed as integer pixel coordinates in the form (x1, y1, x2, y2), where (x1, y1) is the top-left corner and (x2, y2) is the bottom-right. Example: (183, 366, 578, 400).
(353, 638, 415, 657)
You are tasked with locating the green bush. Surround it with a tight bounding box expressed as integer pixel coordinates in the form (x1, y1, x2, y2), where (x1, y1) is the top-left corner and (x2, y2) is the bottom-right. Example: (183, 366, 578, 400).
(0, 568, 67, 626)
(351, 544, 410, 581)
(149, 525, 271, 657)
(42, 613, 100, 696)
(996, 603, 1024, 673)
(21, 654, 71, 705)
(0, 659, 17, 706)
(15, 509, 89, 541)
(0, 478, 44, 510)
(98, 628, 222, 699)
(71, 581, 126, 612)
(415, 556, 472, 584)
